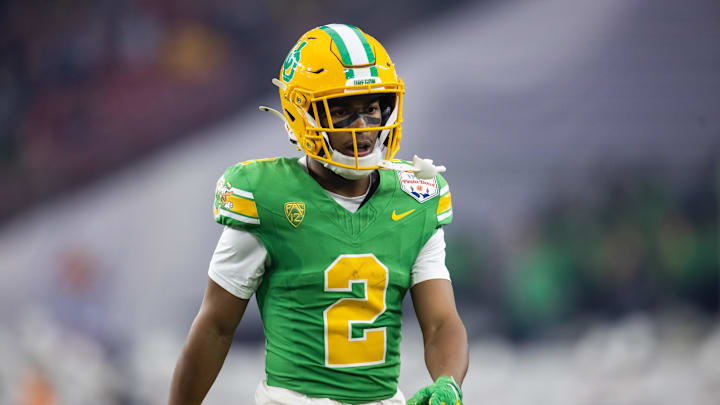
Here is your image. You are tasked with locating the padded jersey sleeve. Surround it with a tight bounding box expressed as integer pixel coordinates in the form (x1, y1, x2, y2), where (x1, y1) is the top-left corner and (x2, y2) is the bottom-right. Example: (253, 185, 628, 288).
(214, 164, 261, 229)
(208, 226, 267, 299)
(410, 228, 451, 286)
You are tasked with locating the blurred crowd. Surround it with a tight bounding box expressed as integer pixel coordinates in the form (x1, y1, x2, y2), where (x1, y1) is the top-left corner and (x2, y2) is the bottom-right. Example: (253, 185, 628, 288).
(450, 156, 719, 340)
(1, 0, 243, 221)
(0, 0, 470, 223)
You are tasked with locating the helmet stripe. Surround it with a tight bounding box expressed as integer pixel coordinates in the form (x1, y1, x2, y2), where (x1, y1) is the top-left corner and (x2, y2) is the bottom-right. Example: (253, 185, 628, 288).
(321, 24, 376, 66)
(344, 66, 378, 81)
(347, 24, 376, 64)
(320, 25, 352, 65)
(346, 67, 377, 81)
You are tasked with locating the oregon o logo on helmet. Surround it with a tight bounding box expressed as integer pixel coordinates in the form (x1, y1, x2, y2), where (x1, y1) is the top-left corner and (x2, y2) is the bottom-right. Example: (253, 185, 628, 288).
(282, 40, 307, 82)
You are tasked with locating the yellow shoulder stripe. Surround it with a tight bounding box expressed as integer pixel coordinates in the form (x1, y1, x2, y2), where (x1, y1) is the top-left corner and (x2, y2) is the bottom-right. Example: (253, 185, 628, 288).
(437, 192, 452, 215)
(226, 194, 258, 218)
(241, 157, 277, 165)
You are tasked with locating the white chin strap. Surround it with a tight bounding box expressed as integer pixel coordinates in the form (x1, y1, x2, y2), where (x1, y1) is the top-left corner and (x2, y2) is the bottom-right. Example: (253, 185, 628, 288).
(320, 142, 383, 180)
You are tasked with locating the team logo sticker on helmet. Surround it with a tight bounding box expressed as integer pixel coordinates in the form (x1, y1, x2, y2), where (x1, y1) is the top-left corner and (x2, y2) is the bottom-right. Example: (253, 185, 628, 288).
(398, 171, 439, 203)
(282, 40, 307, 82)
(284, 201, 306, 227)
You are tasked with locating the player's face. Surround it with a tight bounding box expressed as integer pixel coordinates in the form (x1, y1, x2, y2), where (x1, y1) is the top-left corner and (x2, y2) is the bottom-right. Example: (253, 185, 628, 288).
(320, 96, 382, 157)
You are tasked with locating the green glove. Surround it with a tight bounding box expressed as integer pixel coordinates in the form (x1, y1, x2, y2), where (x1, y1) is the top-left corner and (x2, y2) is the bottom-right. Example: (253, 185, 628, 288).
(406, 375, 462, 405)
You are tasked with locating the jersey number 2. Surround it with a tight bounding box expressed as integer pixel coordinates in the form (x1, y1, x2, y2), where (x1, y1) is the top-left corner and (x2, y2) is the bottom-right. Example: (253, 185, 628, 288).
(323, 254, 388, 367)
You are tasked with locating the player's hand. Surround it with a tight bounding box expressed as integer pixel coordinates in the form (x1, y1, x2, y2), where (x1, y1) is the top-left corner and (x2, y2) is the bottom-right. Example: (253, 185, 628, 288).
(406, 375, 462, 405)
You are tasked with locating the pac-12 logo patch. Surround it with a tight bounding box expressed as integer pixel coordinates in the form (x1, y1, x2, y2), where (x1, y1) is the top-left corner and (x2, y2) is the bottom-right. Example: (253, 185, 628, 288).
(284, 201, 306, 227)
(398, 171, 439, 203)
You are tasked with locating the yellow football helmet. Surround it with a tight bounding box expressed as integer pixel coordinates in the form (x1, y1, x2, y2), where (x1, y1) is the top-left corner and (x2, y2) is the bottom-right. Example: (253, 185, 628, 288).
(270, 24, 405, 178)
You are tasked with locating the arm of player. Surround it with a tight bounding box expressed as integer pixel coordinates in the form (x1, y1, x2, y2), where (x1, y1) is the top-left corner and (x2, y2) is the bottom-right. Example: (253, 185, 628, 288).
(168, 278, 249, 405)
(408, 279, 469, 404)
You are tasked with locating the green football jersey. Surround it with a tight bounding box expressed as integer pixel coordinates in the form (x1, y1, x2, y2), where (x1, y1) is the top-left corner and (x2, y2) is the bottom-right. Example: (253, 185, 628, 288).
(213, 157, 453, 404)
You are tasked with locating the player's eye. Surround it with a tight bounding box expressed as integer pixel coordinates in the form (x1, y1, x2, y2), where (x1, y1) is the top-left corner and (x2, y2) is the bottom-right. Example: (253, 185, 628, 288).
(331, 108, 349, 119)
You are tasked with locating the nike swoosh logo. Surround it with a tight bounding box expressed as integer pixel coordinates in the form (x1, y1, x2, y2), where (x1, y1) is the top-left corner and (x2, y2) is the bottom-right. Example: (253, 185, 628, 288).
(392, 209, 416, 221)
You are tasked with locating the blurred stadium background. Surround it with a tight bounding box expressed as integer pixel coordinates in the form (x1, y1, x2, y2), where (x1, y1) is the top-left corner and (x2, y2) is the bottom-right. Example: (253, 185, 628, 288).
(1, 0, 719, 403)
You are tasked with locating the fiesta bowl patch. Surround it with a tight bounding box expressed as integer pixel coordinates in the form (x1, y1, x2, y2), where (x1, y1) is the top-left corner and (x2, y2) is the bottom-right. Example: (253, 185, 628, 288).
(398, 171, 439, 203)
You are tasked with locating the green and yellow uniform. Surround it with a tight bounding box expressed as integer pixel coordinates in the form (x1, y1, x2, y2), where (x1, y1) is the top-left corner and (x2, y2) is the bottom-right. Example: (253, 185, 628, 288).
(213, 157, 452, 404)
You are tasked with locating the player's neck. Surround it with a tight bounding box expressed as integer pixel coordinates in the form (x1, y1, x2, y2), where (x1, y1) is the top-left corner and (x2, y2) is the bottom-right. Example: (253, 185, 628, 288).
(307, 157, 372, 197)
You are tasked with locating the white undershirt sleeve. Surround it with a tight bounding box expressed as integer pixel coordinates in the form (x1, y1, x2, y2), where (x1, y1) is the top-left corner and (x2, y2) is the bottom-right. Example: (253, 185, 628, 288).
(208, 226, 267, 299)
(410, 228, 451, 286)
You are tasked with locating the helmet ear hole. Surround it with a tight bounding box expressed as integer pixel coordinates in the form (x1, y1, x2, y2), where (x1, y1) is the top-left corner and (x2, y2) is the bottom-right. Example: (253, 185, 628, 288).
(284, 109, 296, 122)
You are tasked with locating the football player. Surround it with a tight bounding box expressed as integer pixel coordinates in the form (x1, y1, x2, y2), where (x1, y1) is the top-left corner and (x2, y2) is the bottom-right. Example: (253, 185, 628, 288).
(168, 24, 468, 405)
